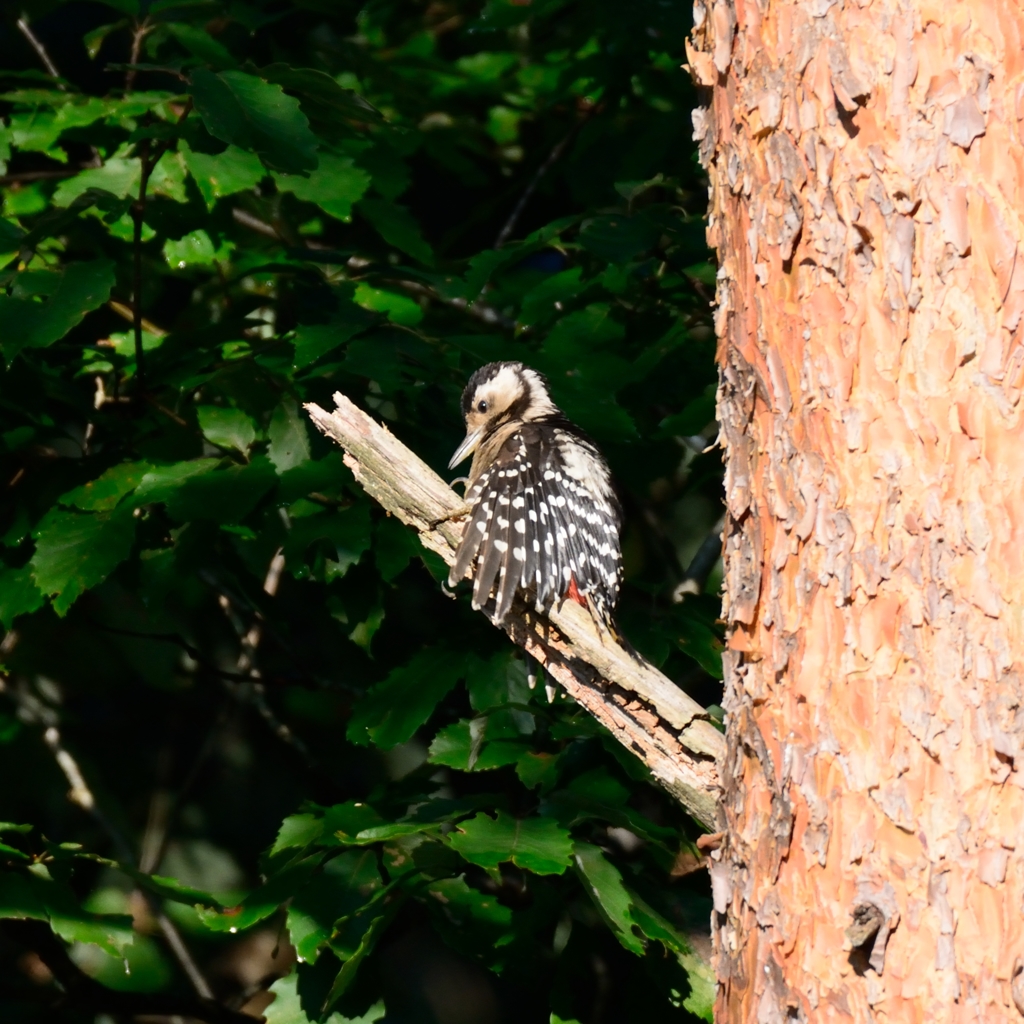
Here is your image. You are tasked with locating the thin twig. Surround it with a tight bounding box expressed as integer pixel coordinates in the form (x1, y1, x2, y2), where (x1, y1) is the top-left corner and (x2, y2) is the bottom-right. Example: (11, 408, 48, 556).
(125, 17, 150, 93)
(16, 15, 65, 85)
(0, 169, 78, 184)
(16, 685, 219, 1003)
(494, 106, 597, 249)
(1, 920, 259, 1024)
(305, 393, 723, 828)
(129, 98, 193, 395)
(218, 550, 316, 764)
(674, 515, 725, 600)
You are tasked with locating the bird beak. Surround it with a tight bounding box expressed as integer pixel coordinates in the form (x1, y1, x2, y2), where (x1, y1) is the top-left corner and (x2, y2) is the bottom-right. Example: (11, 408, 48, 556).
(448, 428, 482, 470)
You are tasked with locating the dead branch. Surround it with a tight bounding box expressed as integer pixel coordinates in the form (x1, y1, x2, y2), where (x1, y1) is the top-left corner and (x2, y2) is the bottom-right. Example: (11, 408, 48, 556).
(305, 393, 723, 829)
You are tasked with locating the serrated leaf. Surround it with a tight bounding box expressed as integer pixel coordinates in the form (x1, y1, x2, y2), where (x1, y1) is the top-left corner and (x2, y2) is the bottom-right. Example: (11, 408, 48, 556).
(59, 461, 152, 511)
(199, 854, 323, 933)
(292, 303, 377, 370)
(166, 22, 238, 69)
(287, 850, 381, 964)
(572, 843, 644, 954)
(51, 158, 140, 207)
(322, 801, 386, 844)
(30, 507, 136, 616)
(181, 142, 266, 208)
(266, 971, 383, 1024)
(346, 647, 464, 750)
(133, 459, 221, 506)
(353, 284, 422, 326)
(0, 564, 44, 629)
(189, 69, 318, 174)
(196, 406, 256, 452)
(282, 505, 371, 579)
(164, 458, 277, 524)
(258, 63, 385, 129)
(448, 812, 572, 876)
(275, 154, 371, 222)
(164, 229, 232, 269)
(358, 199, 433, 265)
(322, 896, 402, 1013)
(422, 875, 512, 966)
(271, 814, 324, 856)
(268, 397, 311, 473)
(0, 260, 115, 362)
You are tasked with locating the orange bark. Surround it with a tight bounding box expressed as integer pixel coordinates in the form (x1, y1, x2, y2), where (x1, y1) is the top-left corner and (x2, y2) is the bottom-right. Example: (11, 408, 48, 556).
(689, 0, 1024, 1020)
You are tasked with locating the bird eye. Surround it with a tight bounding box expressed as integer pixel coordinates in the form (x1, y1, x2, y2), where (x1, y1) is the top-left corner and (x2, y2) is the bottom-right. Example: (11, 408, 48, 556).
(477, 400, 489, 413)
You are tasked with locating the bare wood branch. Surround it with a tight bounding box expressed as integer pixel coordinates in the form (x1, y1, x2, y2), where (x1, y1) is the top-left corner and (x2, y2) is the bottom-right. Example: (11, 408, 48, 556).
(305, 393, 723, 829)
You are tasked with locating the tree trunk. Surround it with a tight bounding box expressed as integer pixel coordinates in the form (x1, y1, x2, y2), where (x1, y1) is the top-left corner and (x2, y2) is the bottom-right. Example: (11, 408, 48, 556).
(689, 1, 1024, 1020)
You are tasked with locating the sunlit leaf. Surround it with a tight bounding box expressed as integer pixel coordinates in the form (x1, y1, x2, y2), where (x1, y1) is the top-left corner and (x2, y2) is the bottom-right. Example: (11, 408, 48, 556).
(449, 812, 573, 875)
(189, 68, 318, 174)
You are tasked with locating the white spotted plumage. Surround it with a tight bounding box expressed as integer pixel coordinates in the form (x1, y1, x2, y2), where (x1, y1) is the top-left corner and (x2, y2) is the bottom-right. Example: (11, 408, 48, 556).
(447, 361, 622, 631)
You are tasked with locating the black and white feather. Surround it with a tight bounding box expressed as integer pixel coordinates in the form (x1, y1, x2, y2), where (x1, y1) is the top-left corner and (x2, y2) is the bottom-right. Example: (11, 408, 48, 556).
(447, 361, 622, 632)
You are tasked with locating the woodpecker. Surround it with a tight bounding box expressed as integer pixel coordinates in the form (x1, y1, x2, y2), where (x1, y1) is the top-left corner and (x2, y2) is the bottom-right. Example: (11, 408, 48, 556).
(447, 361, 623, 633)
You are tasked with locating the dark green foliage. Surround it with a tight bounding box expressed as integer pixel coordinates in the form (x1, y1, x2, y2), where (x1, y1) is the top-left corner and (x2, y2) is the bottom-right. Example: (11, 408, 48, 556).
(0, 1, 722, 1020)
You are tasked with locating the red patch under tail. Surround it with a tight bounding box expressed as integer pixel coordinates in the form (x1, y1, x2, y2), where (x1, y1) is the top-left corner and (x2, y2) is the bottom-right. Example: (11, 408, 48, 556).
(565, 575, 587, 607)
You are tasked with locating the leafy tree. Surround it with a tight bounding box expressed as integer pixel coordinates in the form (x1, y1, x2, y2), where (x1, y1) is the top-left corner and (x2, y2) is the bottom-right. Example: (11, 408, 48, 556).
(0, 2, 722, 1021)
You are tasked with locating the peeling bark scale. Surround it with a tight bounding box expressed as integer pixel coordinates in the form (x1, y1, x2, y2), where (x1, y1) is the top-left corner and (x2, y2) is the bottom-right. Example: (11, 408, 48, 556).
(690, 0, 1024, 1020)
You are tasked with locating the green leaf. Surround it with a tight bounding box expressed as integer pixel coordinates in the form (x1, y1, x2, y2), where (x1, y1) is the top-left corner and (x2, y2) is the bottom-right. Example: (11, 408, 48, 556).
(516, 750, 561, 791)
(626, 889, 690, 954)
(674, 609, 724, 680)
(199, 855, 323, 933)
(358, 199, 433, 265)
(322, 896, 402, 1012)
(572, 843, 644, 955)
(322, 801, 386, 844)
(166, 23, 238, 70)
(578, 213, 660, 264)
(59, 462, 152, 511)
(51, 158, 140, 207)
(346, 647, 465, 750)
(268, 397, 311, 473)
(164, 229, 232, 269)
(0, 260, 115, 362)
(133, 460, 221, 506)
(275, 154, 371, 222)
(0, 564, 44, 629)
(271, 814, 324, 856)
(679, 950, 717, 1022)
(292, 304, 377, 370)
(189, 68, 318, 174)
(30, 507, 136, 616)
(353, 284, 423, 326)
(422, 875, 512, 965)
(164, 458, 277, 524)
(266, 971, 383, 1024)
(181, 142, 266, 208)
(0, 871, 47, 920)
(448, 812, 573, 876)
(258, 64, 385, 129)
(287, 850, 381, 964)
(196, 406, 257, 452)
(427, 714, 528, 772)
(283, 505, 371, 579)
(373, 515, 423, 582)
(83, 20, 128, 60)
